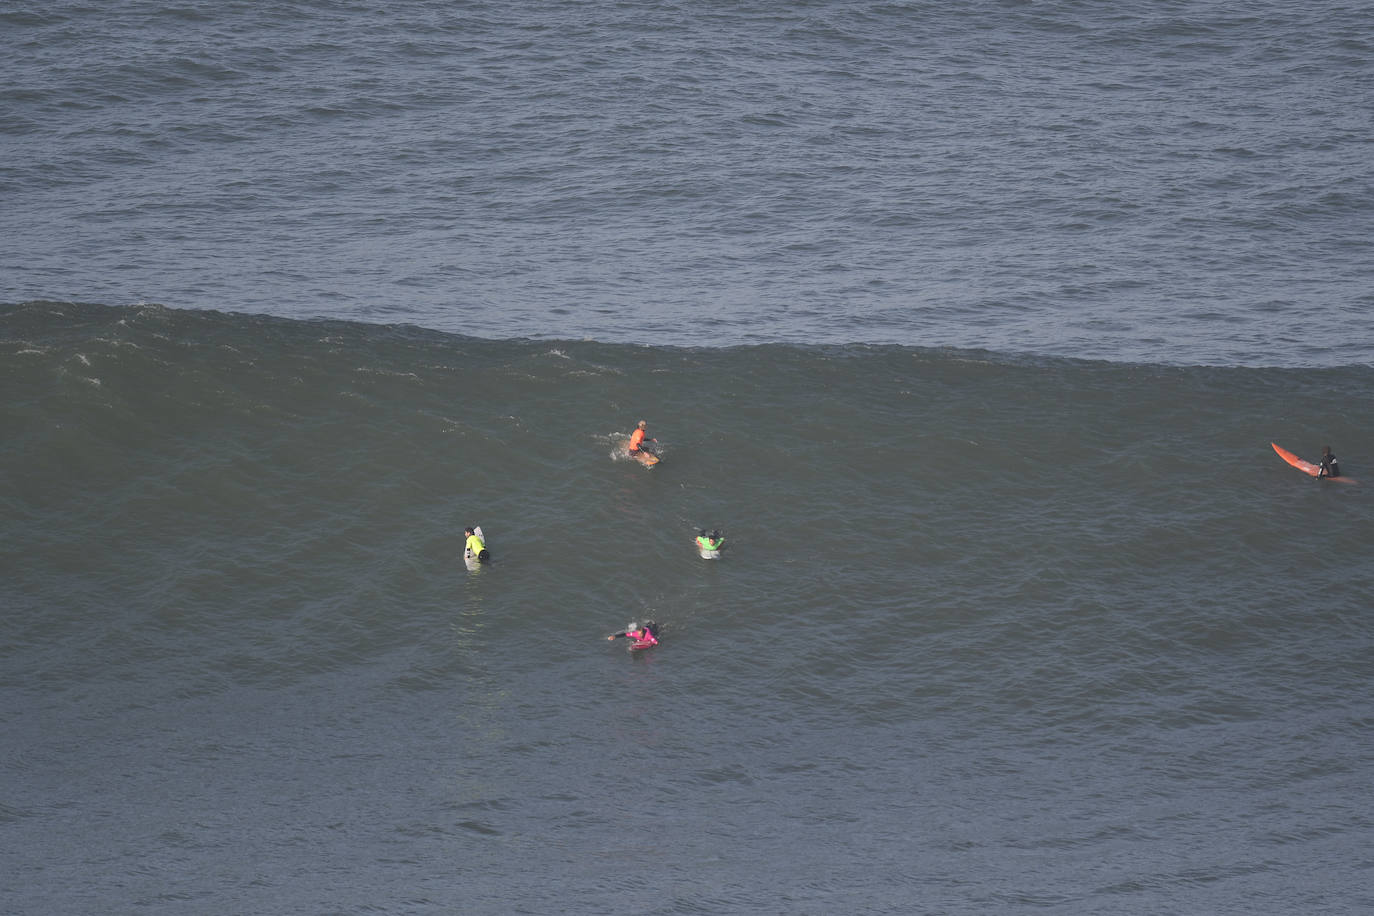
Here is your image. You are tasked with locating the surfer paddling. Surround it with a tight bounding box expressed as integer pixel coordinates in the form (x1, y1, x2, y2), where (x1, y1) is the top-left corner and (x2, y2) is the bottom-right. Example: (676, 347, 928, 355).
(696, 529, 724, 557)
(1318, 446, 1340, 479)
(608, 621, 659, 649)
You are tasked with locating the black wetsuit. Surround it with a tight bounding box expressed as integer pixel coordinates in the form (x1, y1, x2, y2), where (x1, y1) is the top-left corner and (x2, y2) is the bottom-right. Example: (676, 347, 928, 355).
(1320, 452, 1340, 478)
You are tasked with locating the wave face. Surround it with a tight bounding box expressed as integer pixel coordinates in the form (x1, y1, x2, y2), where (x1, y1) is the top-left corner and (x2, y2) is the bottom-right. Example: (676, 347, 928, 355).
(3, 302, 1372, 913)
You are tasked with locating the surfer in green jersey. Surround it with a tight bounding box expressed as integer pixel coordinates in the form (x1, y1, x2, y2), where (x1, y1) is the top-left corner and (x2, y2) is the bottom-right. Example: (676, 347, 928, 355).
(696, 530, 724, 552)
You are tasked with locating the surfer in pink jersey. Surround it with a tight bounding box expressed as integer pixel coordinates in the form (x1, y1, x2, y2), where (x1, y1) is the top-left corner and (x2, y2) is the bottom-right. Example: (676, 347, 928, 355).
(608, 621, 659, 648)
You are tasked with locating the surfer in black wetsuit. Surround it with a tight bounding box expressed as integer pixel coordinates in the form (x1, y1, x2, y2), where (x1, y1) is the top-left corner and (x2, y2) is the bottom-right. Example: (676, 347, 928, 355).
(1318, 446, 1340, 478)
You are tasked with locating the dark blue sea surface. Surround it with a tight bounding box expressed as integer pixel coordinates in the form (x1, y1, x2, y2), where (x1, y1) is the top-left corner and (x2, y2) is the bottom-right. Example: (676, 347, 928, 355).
(3, 0, 1372, 365)
(3, 1, 1374, 913)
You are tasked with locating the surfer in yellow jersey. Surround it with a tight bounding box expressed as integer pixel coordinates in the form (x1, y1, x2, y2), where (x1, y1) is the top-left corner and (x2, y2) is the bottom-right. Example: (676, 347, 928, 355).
(1318, 446, 1340, 478)
(628, 419, 657, 458)
(463, 526, 489, 563)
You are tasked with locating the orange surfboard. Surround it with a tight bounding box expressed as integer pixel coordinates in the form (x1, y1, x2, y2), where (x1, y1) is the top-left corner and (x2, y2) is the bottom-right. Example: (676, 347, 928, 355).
(1271, 443, 1353, 483)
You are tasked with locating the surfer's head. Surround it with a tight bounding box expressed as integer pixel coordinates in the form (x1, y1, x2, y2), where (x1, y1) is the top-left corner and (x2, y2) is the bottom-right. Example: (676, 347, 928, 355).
(463, 527, 474, 536)
(637, 420, 647, 429)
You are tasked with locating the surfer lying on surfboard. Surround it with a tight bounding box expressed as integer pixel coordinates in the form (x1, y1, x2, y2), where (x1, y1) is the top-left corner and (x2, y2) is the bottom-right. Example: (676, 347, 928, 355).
(608, 621, 659, 650)
(696, 529, 724, 557)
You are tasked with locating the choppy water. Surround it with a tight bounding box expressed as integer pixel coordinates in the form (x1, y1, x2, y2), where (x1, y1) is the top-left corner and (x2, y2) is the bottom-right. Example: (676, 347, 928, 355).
(4, 1, 1374, 913)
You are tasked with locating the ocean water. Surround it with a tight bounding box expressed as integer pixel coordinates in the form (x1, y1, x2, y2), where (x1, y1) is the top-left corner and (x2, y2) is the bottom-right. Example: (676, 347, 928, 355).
(3, 0, 1373, 365)
(3, 302, 1372, 914)
(3, 1, 1374, 914)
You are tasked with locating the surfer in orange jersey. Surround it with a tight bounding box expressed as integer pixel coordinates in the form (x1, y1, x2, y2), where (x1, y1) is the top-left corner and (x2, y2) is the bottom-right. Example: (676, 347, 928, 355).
(1318, 446, 1340, 478)
(628, 419, 657, 458)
